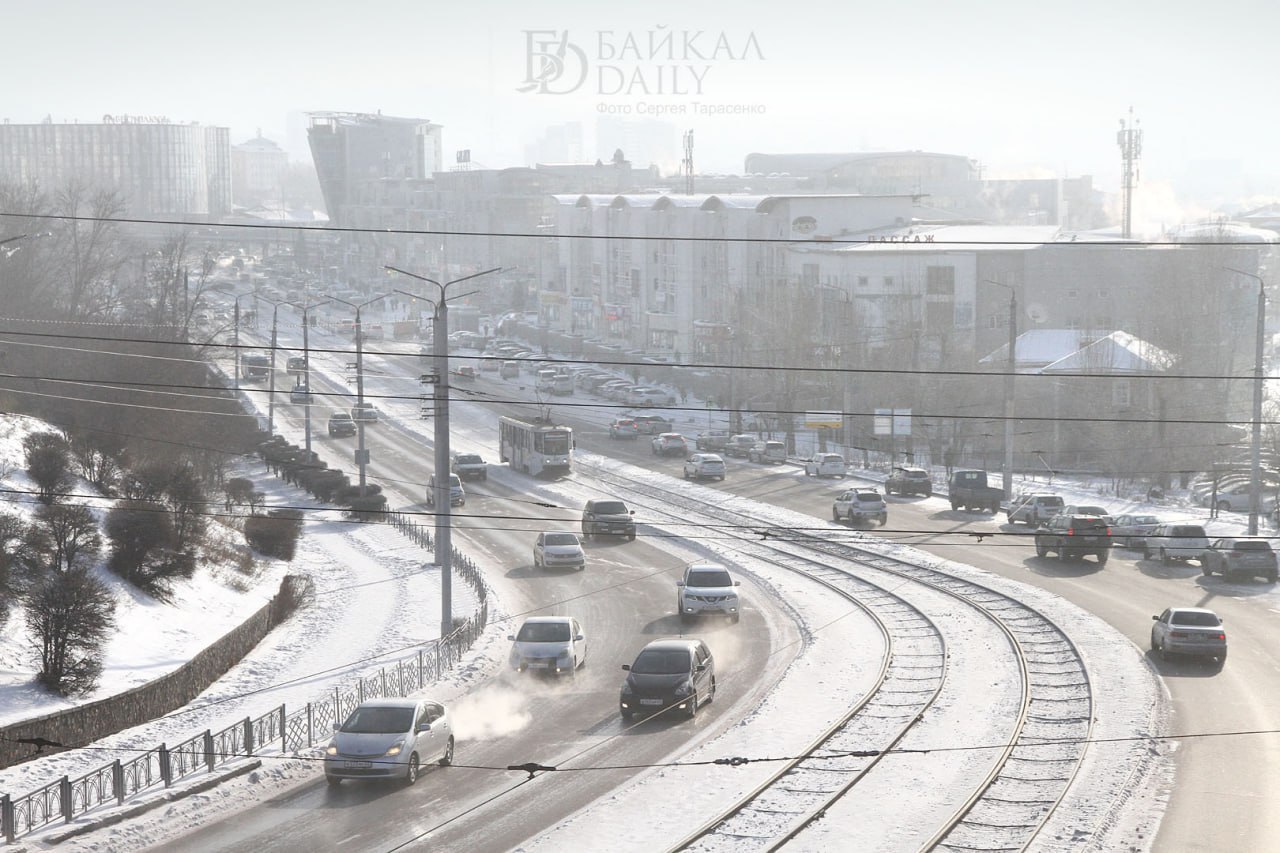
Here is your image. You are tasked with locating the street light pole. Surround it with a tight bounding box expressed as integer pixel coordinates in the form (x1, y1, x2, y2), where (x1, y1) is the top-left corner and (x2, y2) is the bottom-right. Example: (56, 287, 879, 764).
(386, 265, 501, 639)
(233, 295, 242, 391)
(1227, 267, 1267, 535)
(268, 302, 280, 433)
(285, 298, 329, 457)
(327, 294, 392, 497)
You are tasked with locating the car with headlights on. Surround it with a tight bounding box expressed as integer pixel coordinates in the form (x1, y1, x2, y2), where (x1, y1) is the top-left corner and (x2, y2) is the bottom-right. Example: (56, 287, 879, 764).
(327, 411, 356, 437)
(508, 616, 586, 675)
(619, 638, 717, 720)
(676, 562, 741, 623)
(533, 531, 586, 570)
(1150, 607, 1227, 663)
(324, 698, 453, 786)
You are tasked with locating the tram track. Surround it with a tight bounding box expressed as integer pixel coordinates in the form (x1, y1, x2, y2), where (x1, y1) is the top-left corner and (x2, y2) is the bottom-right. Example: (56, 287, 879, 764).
(576, 458, 1094, 852)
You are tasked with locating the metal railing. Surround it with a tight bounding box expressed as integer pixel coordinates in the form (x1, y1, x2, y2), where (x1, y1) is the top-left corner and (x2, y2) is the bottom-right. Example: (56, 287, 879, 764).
(1, 515, 489, 844)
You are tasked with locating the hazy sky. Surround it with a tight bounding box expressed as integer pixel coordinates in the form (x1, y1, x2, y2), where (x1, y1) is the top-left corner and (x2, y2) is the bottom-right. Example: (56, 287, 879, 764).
(4, 0, 1278, 206)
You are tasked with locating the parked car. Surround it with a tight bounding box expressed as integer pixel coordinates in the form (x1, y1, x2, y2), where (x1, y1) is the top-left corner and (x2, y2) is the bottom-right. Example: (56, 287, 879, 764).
(508, 616, 586, 675)
(289, 384, 313, 404)
(426, 473, 465, 507)
(581, 499, 636, 540)
(450, 452, 488, 481)
(1110, 513, 1160, 549)
(723, 434, 757, 458)
(608, 418, 639, 439)
(627, 386, 676, 407)
(1195, 481, 1280, 513)
(1007, 493, 1064, 526)
(803, 453, 846, 478)
(676, 562, 741, 623)
(1150, 607, 1226, 663)
(327, 411, 356, 437)
(651, 432, 689, 457)
(832, 488, 888, 526)
(533, 531, 586, 570)
(683, 453, 726, 481)
(1034, 514, 1112, 564)
(884, 466, 932, 497)
(633, 414, 673, 435)
(1200, 538, 1278, 582)
(695, 430, 732, 452)
(619, 638, 717, 720)
(350, 401, 378, 423)
(747, 440, 787, 464)
(324, 698, 453, 785)
(1143, 523, 1210, 564)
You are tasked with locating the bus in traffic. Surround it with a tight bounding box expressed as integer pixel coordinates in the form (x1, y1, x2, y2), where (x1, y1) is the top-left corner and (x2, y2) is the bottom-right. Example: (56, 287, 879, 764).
(498, 415, 573, 477)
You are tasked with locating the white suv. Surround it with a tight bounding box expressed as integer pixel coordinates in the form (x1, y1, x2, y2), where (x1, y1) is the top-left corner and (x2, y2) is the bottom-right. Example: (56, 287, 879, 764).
(683, 453, 726, 481)
(833, 488, 888, 526)
(1143, 523, 1210, 564)
(676, 562, 742, 623)
(803, 453, 846, 478)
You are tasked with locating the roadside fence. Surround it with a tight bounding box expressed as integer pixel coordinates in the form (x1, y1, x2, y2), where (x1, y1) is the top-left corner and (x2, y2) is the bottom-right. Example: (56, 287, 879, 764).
(1, 513, 489, 845)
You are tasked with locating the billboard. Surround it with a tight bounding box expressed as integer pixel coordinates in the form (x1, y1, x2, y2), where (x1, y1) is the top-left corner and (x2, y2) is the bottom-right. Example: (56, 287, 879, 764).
(874, 408, 912, 436)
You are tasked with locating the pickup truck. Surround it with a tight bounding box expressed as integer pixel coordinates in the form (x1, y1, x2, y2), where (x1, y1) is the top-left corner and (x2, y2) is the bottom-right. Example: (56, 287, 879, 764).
(947, 470, 1003, 513)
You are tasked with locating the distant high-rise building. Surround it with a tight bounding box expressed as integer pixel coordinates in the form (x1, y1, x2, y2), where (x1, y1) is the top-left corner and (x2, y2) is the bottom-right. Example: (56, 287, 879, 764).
(524, 122, 584, 165)
(595, 117, 677, 172)
(306, 111, 442, 225)
(231, 133, 289, 206)
(0, 118, 231, 218)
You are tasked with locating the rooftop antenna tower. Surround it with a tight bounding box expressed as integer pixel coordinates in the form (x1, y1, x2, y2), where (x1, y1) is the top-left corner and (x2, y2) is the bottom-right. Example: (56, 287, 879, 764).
(1116, 107, 1142, 239)
(682, 130, 695, 195)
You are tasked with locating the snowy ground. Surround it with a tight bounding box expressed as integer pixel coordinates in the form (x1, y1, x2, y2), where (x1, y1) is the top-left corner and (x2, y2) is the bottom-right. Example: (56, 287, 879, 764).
(2, 312, 1242, 847)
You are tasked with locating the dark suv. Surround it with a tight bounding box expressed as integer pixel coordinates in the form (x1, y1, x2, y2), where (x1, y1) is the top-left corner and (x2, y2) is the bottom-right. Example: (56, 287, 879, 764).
(581, 499, 636, 541)
(1034, 514, 1112, 564)
(327, 412, 356, 437)
(885, 466, 932, 497)
(619, 638, 716, 720)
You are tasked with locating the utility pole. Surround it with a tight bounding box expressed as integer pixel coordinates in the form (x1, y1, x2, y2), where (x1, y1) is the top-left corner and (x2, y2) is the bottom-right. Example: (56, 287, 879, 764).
(1117, 107, 1143, 240)
(986, 280, 1017, 499)
(387, 265, 501, 639)
(327, 294, 391, 496)
(286, 298, 329, 457)
(233, 296, 241, 391)
(267, 302, 280, 433)
(682, 130, 695, 195)
(1228, 267, 1267, 535)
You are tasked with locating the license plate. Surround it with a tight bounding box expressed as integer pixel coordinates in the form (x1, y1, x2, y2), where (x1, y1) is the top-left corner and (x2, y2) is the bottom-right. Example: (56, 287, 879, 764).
(528, 661, 549, 668)
(639, 698, 663, 706)
(344, 761, 372, 769)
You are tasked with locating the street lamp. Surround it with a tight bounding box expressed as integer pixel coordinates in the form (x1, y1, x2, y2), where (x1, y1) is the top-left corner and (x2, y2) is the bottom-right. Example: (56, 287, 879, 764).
(1226, 266, 1266, 535)
(385, 265, 501, 639)
(326, 293, 393, 497)
(985, 280, 1018, 499)
(284, 298, 330, 457)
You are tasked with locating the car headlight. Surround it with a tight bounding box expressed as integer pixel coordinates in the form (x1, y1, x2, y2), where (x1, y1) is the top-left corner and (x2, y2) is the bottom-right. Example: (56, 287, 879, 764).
(620, 682, 633, 696)
(384, 740, 405, 757)
(674, 681, 693, 698)
(326, 744, 338, 756)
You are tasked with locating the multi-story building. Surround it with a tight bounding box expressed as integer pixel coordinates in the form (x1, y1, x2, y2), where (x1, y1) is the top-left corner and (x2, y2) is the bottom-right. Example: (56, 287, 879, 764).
(231, 133, 289, 207)
(0, 118, 231, 217)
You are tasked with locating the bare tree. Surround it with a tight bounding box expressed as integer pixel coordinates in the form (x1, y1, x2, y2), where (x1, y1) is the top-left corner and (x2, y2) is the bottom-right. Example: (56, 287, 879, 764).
(26, 566, 115, 696)
(50, 181, 128, 321)
(35, 502, 101, 573)
(23, 431, 74, 504)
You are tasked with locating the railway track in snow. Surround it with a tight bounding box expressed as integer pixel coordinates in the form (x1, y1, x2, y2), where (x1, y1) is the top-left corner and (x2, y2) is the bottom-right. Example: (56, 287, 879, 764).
(577, 459, 1094, 852)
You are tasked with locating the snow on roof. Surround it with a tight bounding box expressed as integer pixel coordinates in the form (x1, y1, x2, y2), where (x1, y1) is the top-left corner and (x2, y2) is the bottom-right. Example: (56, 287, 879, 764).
(797, 224, 1061, 253)
(979, 329, 1172, 373)
(1169, 222, 1280, 243)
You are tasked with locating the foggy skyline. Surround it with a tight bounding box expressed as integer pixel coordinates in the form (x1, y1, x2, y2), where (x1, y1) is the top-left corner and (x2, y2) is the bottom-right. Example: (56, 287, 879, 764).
(4, 0, 1278, 216)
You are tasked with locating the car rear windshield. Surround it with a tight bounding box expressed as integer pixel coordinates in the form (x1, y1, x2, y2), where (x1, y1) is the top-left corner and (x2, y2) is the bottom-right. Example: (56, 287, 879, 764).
(631, 649, 691, 674)
(1172, 526, 1207, 537)
(1039, 497, 1064, 506)
(592, 501, 628, 515)
(341, 707, 414, 734)
(1170, 611, 1222, 627)
(516, 622, 571, 642)
(1070, 519, 1108, 532)
(1233, 540, 1272, 551)
(456, 454, 481, 464)
(856, 491, 881, 500)
(545, 533, 579, 546)
(687, 569, 732, 587)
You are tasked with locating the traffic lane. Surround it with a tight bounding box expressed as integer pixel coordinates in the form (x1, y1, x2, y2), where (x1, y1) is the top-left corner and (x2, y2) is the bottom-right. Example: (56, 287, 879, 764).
(157, 409, 795, 851)
(718, 464, 1280, 852)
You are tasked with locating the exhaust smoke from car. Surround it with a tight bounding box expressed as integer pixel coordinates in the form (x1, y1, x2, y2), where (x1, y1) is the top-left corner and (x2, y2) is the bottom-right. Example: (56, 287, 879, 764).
(449, 685, 533, 740)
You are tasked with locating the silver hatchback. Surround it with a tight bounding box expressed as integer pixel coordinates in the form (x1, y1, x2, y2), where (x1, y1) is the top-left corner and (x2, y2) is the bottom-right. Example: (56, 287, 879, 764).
(324, 698, 454, 785)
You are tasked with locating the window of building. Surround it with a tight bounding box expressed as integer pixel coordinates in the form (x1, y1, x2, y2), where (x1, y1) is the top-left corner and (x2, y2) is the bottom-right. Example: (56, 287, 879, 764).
(926, 266, 955, 296)
(857, 275, 869, 288)
(884, 275, 895, 288)
(1066, 289, 1079, 299)
(1113, 379, 1131, 408)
